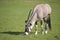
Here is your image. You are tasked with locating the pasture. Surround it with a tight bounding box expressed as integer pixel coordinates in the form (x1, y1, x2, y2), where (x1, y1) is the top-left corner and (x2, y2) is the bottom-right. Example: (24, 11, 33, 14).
(0, 0, 60, 40)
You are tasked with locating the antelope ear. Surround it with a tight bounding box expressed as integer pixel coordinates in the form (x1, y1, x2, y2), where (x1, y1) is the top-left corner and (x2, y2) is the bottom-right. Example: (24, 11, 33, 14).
(25, 20, 27, 23)
(30, 23, 32, 26)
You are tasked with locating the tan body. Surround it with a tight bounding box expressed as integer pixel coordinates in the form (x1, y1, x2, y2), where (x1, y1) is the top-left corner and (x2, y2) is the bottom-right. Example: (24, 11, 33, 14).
(25, 4, 52, 35)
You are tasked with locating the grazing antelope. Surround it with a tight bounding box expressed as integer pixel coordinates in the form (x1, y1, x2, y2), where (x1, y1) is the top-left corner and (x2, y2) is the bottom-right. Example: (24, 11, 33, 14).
(25, 4, 52, 35)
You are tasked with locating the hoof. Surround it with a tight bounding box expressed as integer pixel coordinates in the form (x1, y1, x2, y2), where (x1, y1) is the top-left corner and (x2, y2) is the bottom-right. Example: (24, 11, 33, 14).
(45, 30, 48, 34)
(35, 31, 37, 35)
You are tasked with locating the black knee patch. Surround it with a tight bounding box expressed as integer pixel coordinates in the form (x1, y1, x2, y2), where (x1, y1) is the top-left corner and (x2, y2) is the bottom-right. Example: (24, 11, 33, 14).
(35, 21, 37, 25)
(41, 20, 43, 25)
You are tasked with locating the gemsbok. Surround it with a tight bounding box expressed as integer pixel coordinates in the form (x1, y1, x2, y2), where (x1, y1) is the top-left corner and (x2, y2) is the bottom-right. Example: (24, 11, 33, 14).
(25, 4, 52, 35)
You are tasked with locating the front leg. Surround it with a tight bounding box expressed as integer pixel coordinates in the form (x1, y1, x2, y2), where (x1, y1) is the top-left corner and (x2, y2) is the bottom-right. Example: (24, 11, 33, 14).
(35, 21, 38, 35)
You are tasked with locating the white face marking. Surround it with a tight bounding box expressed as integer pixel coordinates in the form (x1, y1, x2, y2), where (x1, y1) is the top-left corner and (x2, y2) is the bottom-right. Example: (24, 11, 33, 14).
(25, 32, 28, 35)
(25, 22, 32, 32)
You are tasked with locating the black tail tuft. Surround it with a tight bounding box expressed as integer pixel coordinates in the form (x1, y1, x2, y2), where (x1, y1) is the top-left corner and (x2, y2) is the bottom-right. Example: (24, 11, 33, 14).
(47, 15, 51, 30)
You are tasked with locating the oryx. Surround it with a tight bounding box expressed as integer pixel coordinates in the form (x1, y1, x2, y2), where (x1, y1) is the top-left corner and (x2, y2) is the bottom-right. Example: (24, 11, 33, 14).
(25, 4, 52, 35)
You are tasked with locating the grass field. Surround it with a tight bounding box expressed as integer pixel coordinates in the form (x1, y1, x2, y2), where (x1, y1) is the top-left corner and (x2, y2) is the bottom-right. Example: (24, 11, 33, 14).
(0, 0, 60, 40)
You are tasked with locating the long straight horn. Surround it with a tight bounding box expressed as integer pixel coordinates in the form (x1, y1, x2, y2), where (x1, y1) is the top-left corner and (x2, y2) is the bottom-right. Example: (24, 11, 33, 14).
(27, 9, 32, 20)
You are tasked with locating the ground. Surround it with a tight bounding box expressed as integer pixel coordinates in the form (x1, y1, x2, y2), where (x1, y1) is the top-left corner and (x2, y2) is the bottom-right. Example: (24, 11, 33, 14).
(0, 0, 60, 40)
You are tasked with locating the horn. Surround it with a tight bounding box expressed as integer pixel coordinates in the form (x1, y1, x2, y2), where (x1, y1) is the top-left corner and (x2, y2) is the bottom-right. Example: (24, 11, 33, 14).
(27, 9, 32, 20)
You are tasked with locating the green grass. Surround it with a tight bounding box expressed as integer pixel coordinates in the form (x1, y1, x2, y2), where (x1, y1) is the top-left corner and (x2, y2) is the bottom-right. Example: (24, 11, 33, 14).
(0, 0, 60, 40)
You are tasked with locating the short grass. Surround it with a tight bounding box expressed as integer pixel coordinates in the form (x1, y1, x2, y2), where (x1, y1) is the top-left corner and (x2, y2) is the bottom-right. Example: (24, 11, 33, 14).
(0, 0, 60, 40)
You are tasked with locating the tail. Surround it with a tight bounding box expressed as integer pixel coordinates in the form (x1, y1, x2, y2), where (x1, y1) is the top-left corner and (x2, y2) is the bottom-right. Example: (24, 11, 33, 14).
(47, 14, 51, 30)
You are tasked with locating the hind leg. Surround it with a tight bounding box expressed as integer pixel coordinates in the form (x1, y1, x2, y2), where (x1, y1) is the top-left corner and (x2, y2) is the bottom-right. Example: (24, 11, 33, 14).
(43, 18, 48, 34)
(43, 14, 51, 34)
(40, 19, 45, 35)
(45, 14, 51, 30)
(45, 23, 48, 34)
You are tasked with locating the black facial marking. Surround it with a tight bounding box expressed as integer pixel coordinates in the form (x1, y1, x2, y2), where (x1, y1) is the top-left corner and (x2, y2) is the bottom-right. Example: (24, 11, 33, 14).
(25, 27, 29, 32)
(30, 23, 32, 26)
(25, 20, 28, 23)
